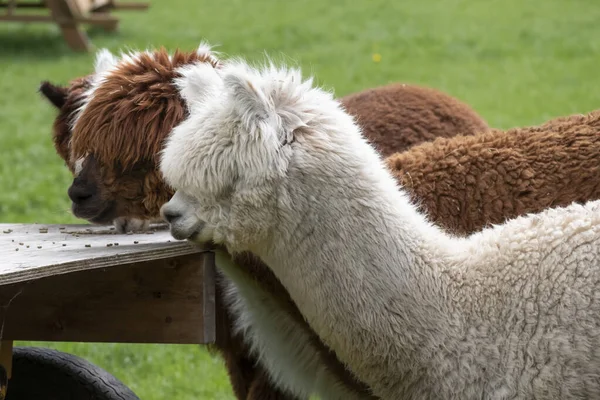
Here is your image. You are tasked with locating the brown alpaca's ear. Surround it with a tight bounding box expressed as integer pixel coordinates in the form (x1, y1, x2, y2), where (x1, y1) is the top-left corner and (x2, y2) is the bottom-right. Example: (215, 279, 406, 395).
(39, 81, 68, 109)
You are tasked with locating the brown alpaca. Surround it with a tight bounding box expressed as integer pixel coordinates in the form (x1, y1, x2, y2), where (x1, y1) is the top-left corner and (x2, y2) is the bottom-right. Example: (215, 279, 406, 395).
(40, 47, 489, 400)
(388, 111, 600, 235)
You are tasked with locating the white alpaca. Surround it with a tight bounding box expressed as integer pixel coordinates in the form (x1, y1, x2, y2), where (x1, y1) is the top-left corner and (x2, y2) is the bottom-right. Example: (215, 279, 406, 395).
(169, 61, 369, 400)
(159, 59, 600, 399)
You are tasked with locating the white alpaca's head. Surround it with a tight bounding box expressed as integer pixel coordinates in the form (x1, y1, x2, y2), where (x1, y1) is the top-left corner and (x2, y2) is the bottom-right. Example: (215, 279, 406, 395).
(159, 59, 362, 251)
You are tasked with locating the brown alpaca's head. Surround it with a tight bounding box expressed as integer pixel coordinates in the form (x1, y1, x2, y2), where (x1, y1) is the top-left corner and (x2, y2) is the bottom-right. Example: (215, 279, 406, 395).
(40, 45, 221, 226)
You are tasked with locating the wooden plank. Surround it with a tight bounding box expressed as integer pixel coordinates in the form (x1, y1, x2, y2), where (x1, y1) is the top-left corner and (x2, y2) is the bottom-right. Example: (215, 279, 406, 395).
(0, 1, 45, 8)
(0, 223, 206, 286)
(89, 1, 149, 11)
(110, 1, 148, 10)
(0, 15, 54, 21)
(0, 13, 118, 24)
(0, 253, 216, 344)
(0, 15, 98, 22)
(71, 0, 110, 14)
(85, 0, 110, 10)
(0, 0, 147, 11)
(84, 10, 117, 30)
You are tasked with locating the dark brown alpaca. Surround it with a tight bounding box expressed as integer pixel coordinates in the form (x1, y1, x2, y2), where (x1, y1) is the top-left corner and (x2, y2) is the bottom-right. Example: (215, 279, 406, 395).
(388, 111, 600, 235)
(40, 47, 489, 400)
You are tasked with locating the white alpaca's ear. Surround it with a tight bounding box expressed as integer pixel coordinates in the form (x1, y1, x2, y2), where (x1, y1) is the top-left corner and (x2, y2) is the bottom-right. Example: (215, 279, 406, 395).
(220, 61, 315, 143)
(174, 62, 223, 106)
(221, 62, 272, 124)
(277, 110, 308, 145)
(94, 48, 118, 74)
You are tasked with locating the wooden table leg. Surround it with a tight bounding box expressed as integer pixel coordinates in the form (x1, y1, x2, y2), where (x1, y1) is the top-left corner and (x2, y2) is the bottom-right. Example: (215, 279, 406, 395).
(45, 0, 91, 52)
(201, 251, 217, 344)
(58, 24, 90, 51)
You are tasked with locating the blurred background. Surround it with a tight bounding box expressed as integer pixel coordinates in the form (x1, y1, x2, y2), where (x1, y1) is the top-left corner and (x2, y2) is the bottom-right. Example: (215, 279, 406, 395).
(1, 0, 600, 398)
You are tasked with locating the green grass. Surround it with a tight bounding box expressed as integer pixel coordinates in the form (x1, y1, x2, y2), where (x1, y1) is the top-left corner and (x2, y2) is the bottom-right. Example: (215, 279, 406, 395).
(1, 0, 600, 398)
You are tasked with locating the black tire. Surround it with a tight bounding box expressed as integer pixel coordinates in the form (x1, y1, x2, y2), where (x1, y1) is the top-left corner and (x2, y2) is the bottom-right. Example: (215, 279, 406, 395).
(6, 347, 140, 400)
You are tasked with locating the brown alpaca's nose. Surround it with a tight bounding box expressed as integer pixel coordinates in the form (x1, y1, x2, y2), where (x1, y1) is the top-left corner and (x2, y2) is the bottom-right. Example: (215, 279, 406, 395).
(68, 184, 96, 204)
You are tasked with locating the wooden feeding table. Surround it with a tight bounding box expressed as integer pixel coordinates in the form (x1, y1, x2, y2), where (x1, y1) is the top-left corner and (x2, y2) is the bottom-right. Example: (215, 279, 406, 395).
(0, 222, 217, 399)
(0, 0, 150, 51)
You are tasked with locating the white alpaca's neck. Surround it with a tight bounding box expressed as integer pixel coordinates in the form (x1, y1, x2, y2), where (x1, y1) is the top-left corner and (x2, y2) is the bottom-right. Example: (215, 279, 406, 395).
(253, 129, 463, 397)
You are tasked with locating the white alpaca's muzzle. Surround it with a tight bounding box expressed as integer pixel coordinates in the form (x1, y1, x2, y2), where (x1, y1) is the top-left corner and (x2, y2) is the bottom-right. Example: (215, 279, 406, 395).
(160, 191, 207, 242)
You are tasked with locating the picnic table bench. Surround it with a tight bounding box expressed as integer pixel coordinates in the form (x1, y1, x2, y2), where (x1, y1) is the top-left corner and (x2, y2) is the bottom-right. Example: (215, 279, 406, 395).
(0, 0, 149, 51)
(0, 222, 219, 399)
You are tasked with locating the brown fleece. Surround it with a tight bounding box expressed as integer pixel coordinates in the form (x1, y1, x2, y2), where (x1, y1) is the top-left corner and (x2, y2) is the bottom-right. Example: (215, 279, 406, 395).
(70, 49, 218, 171)
(41, 50, 489, 400)
(389, 111, 600, 236)
(342, 83, 489, 158)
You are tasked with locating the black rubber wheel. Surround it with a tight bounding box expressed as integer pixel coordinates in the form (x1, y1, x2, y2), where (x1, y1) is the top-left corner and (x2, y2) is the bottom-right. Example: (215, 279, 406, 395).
(5, 347, 140, 400)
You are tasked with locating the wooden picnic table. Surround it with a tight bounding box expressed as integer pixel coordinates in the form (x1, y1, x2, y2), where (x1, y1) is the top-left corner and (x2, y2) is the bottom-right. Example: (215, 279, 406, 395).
(0, 0, 149, 51)
(0, 222, 219, 397)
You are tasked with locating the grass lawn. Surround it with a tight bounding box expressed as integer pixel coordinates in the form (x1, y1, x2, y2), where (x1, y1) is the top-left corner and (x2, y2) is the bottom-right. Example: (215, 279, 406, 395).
(1, 0, 600, 398)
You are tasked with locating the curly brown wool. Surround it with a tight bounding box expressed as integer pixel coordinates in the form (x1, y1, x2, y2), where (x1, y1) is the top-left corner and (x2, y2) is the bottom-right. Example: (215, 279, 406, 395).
(70, 48, 219, 170)
(388, 110, 600, 236)
(341, 83, 489, 158)
(40, 50, 489, 400)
